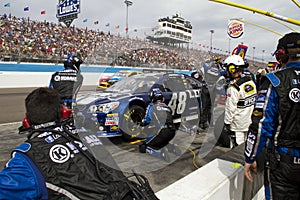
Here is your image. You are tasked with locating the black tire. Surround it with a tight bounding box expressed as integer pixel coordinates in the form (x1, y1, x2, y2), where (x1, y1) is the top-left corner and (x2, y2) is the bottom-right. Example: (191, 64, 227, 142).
(213, 111, 230, 148)
(121, 105, 145, 141)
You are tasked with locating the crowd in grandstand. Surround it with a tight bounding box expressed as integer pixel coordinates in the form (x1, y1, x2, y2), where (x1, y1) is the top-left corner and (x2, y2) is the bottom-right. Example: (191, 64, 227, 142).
(0, 14, 265, 70)
(0, 14, 219, 69)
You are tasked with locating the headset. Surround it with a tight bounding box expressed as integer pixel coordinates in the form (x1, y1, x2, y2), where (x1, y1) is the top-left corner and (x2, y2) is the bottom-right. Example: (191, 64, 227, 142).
(274, 32, 300, 64)
(274, 47, 289, 64)
(21, 105, 72, 129)
(227, 64, 240, 75)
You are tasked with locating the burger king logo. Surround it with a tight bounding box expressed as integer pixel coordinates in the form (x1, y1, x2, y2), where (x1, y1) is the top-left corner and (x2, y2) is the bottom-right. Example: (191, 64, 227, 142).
(227, 20, 244, 39)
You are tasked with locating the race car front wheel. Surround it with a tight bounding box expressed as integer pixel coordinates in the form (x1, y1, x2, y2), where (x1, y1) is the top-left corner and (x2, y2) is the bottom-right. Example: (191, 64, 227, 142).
(121, 105, 145, 141)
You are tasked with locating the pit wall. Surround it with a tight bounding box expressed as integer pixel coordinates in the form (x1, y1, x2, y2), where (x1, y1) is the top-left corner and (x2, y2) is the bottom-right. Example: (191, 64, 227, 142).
(0, 62, 190, 88)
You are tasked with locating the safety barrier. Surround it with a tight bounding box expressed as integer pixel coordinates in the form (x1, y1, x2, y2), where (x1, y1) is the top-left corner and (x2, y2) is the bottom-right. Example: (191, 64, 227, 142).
(155, 158, 245, 200)
(156, 144, 265, 200)
(0, 62, 190, 88)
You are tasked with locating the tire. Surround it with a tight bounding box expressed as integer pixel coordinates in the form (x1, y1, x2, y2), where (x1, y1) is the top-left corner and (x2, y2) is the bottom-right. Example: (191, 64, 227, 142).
(121, 105, 145, 141)
(213, 111, 230, 148)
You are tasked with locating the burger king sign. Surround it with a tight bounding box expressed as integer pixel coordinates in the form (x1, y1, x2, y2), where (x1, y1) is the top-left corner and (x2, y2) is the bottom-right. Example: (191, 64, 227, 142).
(227, 20, 244, 39)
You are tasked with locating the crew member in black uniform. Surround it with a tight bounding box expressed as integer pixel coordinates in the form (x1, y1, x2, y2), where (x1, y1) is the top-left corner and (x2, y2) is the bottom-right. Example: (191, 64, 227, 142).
(244, 32, 300, 200)
(139, 88, 179, 161)
(0, 87, 159, 199)
(191, 70, 212, 129)
(49, 54, 84, 109)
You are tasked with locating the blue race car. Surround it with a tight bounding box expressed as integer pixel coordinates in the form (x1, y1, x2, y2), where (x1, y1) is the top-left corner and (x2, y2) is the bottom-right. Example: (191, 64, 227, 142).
(74, 73, 208, 139)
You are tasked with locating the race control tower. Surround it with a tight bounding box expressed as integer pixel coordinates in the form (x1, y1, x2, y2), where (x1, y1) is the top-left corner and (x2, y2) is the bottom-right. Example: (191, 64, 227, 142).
(146, 14, 192, 46)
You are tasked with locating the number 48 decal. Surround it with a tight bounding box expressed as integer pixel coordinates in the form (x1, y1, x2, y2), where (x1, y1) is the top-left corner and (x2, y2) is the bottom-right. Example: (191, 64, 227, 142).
(168, 92, 187, 115)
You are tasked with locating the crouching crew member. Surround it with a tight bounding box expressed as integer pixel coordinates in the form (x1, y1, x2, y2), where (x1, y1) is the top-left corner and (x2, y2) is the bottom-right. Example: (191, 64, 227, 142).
(139, 88, 179, 161)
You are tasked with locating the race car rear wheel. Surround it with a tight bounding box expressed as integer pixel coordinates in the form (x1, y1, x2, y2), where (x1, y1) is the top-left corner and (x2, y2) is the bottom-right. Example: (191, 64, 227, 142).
(121, 105, 145, 141)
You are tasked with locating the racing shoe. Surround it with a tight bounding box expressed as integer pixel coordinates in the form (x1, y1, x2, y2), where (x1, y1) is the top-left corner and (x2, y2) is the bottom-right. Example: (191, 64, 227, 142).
(144, 146, 170, 162)
(166, 143, 181, 156)
(139, 143, 147, 153)
(160, 148, 170, 163)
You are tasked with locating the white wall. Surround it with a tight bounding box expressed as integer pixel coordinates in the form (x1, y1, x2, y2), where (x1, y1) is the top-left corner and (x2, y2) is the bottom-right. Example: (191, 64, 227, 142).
(155, 159, 245, 200)
(0, 71, 108, 88)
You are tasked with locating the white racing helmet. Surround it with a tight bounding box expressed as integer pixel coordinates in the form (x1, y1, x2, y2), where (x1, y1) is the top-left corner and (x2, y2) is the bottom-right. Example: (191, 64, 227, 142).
(223, 55, 245, 75)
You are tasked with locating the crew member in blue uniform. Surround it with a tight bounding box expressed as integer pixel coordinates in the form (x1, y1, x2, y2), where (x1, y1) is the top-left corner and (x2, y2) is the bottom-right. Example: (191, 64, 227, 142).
(139, 88, 178, 161)
(244, 32, 300, 200)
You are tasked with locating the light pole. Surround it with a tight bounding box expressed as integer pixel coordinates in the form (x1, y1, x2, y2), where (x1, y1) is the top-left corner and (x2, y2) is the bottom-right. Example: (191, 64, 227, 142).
(210, 30, 214, 53)
(124, 0, 133, 38)
(252, 46, 256, 66)
(228, 38, 231, 55)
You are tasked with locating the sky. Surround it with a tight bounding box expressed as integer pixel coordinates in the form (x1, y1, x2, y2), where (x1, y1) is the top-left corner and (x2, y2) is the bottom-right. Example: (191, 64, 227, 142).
(1, 0, 299, 62)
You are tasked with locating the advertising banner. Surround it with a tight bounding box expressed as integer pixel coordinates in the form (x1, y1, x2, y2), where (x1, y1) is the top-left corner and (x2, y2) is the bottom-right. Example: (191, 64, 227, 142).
(57, 0, 80, 27)
(227, 20, 244, 39)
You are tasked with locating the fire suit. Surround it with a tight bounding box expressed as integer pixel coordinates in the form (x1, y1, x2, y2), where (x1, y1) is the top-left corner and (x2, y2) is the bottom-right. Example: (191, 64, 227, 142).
(0, 126, 134, 199)
(224, 75, 257, 147)
(142, 101, 176, 150)
(49, 68, 83, 108)
(244, 62, 300, 199)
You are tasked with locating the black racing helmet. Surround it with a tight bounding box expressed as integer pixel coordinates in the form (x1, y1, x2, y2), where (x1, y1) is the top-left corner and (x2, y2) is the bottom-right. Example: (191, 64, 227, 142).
(149, 88, 164, 102)
(64, 54, 83, 71)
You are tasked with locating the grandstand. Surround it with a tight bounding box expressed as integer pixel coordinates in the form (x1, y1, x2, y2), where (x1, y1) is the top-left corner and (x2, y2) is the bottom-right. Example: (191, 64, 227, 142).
(0, 14, 263, 70)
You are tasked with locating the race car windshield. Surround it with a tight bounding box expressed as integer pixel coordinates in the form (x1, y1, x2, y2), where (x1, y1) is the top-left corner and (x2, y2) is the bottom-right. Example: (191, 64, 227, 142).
(105, 75, 159, 93)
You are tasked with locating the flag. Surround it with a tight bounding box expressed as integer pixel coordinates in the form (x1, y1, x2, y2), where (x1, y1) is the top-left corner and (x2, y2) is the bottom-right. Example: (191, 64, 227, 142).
(4, 3, 10, 7)
(94, 21, 99, 25)
(83, 18, 88, 23)
(41, 10, 46, 15)
(105, 23, 110, 27)
(115, 25, 120, 29)
(24, 6, 29, 11)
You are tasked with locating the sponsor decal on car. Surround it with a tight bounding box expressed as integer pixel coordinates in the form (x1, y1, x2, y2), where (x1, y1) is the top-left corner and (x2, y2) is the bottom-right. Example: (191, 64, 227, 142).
(110, 125, 119, 131)
(105, 116, 119, 126)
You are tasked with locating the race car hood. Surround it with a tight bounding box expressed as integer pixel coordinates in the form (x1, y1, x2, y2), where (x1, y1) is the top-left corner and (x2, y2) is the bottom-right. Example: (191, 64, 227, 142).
(76, 90, 142, 105)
